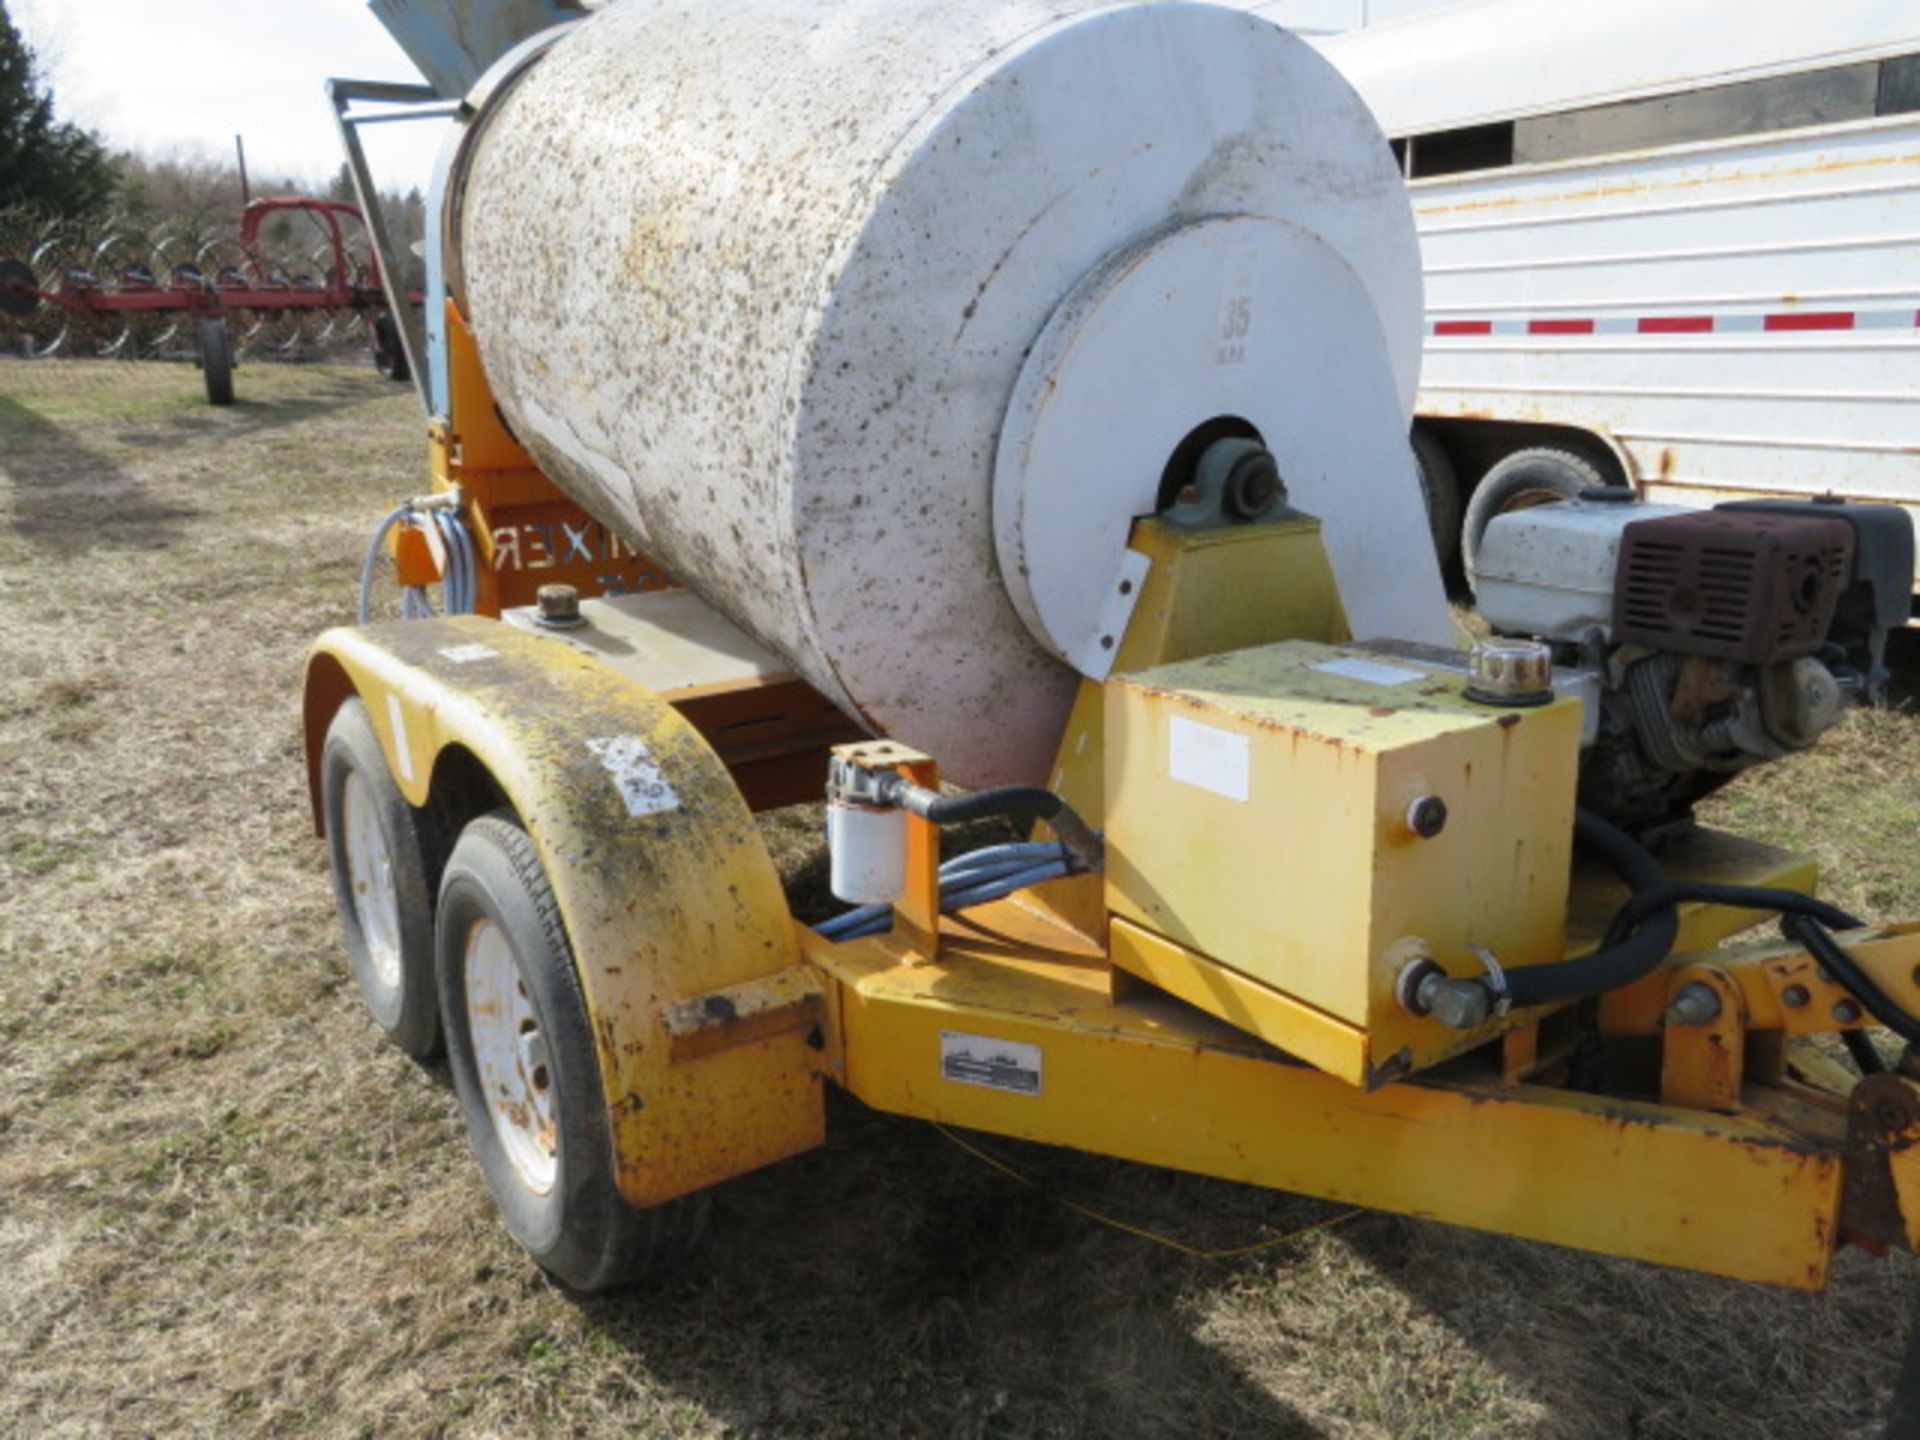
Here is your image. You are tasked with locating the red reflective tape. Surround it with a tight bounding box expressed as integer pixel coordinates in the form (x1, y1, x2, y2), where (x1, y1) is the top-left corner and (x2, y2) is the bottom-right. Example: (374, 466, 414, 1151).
(1434, 320, 1493, 336)
(1638, 315, 1715, 334)
(1527, 318, 1594, 335)
(1764, 311, 1854, 331)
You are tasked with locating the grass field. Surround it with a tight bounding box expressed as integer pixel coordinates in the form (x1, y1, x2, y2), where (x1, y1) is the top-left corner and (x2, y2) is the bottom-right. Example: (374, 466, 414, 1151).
(2, 359, 1918, 1438)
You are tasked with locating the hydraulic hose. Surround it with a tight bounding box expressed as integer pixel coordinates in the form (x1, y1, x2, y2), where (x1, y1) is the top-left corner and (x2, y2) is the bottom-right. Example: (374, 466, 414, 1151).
(1460, 813, 1903, 1043)
(1602, 883, 1862, 948)
(1498, 809, 1680, 1010)
(888, 782, 1103, 871)
(815, 840, 1079, 941)
(1843, 1027, 1889, 1076)
(1784, 913, 1920, 1048)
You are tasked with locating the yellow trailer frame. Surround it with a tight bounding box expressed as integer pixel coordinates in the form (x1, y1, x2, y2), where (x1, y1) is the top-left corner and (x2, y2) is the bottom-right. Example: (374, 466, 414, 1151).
(309, 300, 1920, 1294)
(306, 598, 1920, 1293)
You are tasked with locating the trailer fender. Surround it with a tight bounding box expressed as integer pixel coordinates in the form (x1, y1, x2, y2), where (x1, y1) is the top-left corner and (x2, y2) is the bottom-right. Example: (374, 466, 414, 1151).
(304, 616, 824, 1206)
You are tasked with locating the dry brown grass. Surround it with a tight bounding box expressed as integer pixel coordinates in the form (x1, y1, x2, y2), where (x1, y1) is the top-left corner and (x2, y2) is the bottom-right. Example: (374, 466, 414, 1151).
(1, 358, 1916, 1438)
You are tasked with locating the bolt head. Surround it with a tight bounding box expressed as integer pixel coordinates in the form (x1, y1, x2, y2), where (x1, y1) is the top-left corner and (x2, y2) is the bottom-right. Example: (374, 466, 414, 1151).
(1666, 981, 1723, 1027)
(1405, 795, 1448, 840)
(1781, 984, 1810, 1009)
(1833, 999, 1863, 1025)
(535, 583, 583, 628)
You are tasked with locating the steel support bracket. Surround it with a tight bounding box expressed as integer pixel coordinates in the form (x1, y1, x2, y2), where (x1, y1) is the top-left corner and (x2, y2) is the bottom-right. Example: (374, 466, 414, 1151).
(1841, 1072, 1920, 1253)
(1661, 964, 1746, 1112)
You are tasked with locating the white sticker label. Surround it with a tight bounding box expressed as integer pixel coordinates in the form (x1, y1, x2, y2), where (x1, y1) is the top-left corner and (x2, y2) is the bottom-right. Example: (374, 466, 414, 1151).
(586, 736, 681, 818)
(941, 1031, 1043, 1095)
(1167, 714, 1250, 803)
(436, 643, 498, 664)
(1312, 656, 1426, 688)
(385, 692, 415, 784)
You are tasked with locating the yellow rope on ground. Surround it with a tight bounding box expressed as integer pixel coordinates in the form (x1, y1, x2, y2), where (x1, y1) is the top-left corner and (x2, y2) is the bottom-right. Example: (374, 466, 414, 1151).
(932, 1122, 1366, 1261)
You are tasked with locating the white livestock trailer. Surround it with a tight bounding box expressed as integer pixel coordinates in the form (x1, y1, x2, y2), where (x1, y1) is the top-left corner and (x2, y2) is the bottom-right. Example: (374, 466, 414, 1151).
(1308, 0, 1920, 599)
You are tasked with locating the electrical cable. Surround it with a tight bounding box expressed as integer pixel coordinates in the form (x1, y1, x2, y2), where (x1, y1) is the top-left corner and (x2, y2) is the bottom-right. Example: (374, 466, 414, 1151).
(356, 501, 476, 623)
(434, 506, 477, 616)
(357, 503, 416, 624)
(932, 1122, 1366, 1261)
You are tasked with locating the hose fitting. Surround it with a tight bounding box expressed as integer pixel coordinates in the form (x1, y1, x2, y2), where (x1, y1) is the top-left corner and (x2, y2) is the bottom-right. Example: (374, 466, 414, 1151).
(826, 759, 1104, 873)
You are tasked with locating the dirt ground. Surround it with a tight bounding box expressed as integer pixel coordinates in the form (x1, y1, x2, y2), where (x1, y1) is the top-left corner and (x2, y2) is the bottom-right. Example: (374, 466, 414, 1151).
(2, 359, 1918, 1439)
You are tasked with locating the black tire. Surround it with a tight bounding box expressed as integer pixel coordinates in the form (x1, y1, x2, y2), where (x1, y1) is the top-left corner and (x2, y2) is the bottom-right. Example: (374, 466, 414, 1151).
(372, 312, 410, 383)
(321, 698, 445, 1059)
(1462, 445, 1611, 587)
(436, 811, 707, 1291)
(1411, 427, 1463, 570)
(198, 316, 235, 407)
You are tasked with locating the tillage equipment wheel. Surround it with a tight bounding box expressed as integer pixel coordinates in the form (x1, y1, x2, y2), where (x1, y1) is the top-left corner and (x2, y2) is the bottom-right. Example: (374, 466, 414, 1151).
(196, 316, 236, 408)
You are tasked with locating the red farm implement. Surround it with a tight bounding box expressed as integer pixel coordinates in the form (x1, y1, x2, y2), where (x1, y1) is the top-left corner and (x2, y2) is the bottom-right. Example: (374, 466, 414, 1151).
(0, 197, 419, 406)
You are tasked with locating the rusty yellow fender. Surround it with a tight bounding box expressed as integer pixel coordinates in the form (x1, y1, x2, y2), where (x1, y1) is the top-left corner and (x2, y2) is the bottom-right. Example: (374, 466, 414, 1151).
(304, 616, 823, 1207)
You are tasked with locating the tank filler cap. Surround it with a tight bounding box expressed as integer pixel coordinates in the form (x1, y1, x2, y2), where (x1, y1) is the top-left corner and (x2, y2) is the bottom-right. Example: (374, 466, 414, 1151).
(1464, 637, 1554, 707)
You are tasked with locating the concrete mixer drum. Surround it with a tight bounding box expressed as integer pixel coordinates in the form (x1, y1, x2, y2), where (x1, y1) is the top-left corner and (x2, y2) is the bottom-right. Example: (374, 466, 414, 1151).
(447, 0, 1451, 783)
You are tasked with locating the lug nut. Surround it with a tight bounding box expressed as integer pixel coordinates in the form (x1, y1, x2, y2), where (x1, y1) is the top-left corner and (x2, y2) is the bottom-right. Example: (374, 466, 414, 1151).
(1833, 999, 1862, 1025)
(1781, 984, 1810, 1009)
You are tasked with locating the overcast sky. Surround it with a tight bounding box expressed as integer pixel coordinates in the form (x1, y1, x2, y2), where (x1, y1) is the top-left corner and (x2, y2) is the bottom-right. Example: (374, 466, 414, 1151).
(15, 0, 454, 192)
(15, 0, 1457, 193)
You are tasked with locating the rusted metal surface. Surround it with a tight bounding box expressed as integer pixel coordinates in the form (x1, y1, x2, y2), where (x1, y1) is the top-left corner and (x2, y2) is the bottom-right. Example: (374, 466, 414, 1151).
(1659, 964, 1745, 1112)
(452, 0, 1427, 785)
(663, 969, 824, 1064)
(1840, 1072, 1920, 1253)
(1598, 924, 1920, 1038)
(808, 893, 1850, 1290)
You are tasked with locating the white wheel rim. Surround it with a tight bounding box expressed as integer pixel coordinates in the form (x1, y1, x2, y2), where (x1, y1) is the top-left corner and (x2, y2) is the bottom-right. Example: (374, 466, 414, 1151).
(464, 918, 558, 1194)
(341, 771, 402, 997)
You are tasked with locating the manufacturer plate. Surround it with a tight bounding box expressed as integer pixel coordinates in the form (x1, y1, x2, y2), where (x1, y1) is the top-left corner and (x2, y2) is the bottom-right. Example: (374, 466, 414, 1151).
(941, 1031, 1042, 1095)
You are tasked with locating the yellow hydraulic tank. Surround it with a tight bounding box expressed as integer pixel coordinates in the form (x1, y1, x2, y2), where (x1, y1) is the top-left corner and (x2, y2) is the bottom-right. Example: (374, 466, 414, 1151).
(1103, 639, 1583, 1086)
